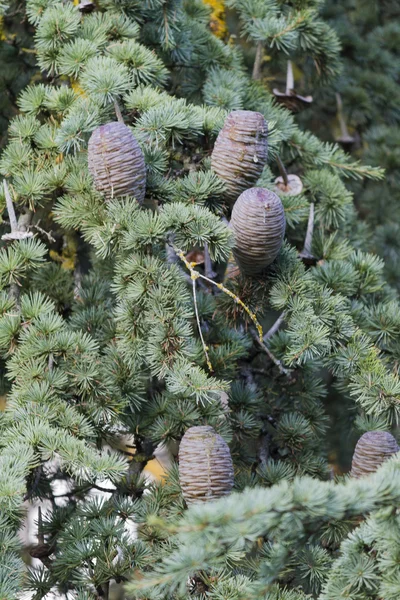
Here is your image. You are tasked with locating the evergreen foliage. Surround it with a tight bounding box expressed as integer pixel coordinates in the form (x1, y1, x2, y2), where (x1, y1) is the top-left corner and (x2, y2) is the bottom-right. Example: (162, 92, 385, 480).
(305, 0, 400, 292)
(0, 0, 398, 599)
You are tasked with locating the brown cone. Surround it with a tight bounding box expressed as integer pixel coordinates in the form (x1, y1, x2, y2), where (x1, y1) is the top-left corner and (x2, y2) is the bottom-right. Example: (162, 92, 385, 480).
(351, 431, 399, 479)
(231, 187, 285, 277)
(211, 110, 268, 203)
(179, 425, 234, 505)
(88, 121, 146, 202)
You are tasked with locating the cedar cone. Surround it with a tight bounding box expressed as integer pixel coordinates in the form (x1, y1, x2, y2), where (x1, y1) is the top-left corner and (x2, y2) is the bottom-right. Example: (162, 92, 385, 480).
(230, 187, 285, 277)
(179, 425, 234, 505)
(211, 110, 268, 203)
(351, 431, 399, 479)
(88, 121, 146, 202)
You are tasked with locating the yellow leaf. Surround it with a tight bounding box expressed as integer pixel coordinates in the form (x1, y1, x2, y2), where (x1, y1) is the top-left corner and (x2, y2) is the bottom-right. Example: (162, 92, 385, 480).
(143, 458, 167, 482)
(70, 79, 86, 97)
(203, 0, 227, 39)
(0, 17, 6, 41)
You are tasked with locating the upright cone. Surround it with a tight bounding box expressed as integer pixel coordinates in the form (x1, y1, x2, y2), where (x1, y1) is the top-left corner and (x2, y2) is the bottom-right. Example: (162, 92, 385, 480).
(211, 110, 268, 203)
(351, 431, 399, 478)
(88, 121, 146, 202)
(231, 187, 285, 277)
(179, 425, 234, 505)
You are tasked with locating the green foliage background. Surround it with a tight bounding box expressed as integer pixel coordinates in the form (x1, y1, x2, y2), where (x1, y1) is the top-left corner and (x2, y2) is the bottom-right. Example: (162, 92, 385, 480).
(0, 0, 399, 599)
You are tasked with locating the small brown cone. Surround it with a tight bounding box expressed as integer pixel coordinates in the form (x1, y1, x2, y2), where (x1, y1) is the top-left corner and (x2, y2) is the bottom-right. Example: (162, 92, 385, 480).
(179, 425, 234, 505)
(351, 431, 399, 479)
(88, 121, 146, 202)
(231, 187, 285, 277)
(211, 110, 268, 204)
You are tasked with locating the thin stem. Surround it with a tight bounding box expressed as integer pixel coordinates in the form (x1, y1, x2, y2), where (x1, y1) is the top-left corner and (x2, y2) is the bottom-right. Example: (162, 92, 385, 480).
(37, 506, 44, 544)
(286, 60, 294, 95)
(301, 202, 315, 256)
(3, 191, 33, 307)
(192, 277, 213, 372)
(276, 155, 289, 186)
(252, 42, 264, 80)
(74, 264, 82, 300)
(92, 483, 117, 494)
(32, 221, 56, 243)
(203, 243, 216, 280)
(113, 99, 124, 124)
(3, 180, 18, 232)
(335, 92, 350, 138)
(258, 433, 270, 467)
(250, 328, 292, 377)
(263, 311, 286, 342)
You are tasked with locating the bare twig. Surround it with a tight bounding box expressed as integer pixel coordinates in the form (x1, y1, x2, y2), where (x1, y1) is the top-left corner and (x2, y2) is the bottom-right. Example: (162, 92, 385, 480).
(263, 311, 286, 342)
(299, 201, 315, 260)
(250, 328, 292, 377)
(113, 99, 124, 124)
(74, 264, 82, 300)
(192, 276, 213, 372)
(258, 433, 270, 467)
(203, 242, 216, 280)
(3, 180, 18, 233)
(286, 60, 294, 95)
(336, 92, 350, 139)
(2, 181, 35, 307)
(252, 42, 264, 80)
(276, 155, 289, 186)
(2, 181, 33, 241)
(31, 221, 56, 243)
